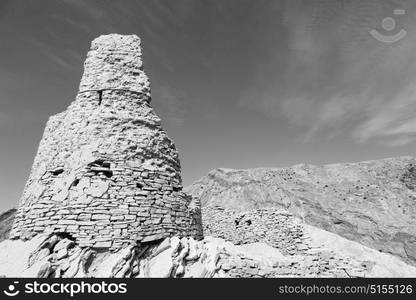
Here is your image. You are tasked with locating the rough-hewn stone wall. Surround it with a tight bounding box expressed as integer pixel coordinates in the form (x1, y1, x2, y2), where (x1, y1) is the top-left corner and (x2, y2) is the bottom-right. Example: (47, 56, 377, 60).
(10, 34, 202, 249)
(202, 206, 309, 255)
(201, 206, 381, 277)
(188, 158, 416, 266)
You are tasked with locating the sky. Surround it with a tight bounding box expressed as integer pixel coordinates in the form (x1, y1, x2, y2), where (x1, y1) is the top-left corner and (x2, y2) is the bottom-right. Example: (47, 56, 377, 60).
(1, 0, 416, 211)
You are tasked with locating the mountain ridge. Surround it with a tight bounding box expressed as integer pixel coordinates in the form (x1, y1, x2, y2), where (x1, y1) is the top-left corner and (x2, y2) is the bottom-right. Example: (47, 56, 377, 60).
(0, 209, 16, 242)
(186, 156, 416, 266)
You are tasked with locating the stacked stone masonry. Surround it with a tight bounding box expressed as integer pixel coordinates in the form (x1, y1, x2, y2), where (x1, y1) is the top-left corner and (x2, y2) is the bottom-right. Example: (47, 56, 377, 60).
(10, 34, 202, 249)
(202, 206, 371, 277)
(202, 206, 310, 255)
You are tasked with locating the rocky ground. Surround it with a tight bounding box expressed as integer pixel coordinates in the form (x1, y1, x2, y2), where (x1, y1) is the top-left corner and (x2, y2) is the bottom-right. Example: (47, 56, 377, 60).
(1, 212, 416, 277)
(0, 209, 16, 242)
(187, 156, 416, 266)
(0, 233, 219, 278)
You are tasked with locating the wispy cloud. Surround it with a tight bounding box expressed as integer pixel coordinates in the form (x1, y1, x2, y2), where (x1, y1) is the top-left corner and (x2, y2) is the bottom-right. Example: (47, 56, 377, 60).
(354, 84, 416, 142)
(60, 0, 105, 21)
(24, 37, 75, 69)
(153, 86, 188, 126)
(240, 0, 416, 147)
(60, 0, 117, 32)
(0, 111, 10, 126)
(381, 135, 416, 147)
(48, 13, 95, 36)
(0, 0, 11, 18)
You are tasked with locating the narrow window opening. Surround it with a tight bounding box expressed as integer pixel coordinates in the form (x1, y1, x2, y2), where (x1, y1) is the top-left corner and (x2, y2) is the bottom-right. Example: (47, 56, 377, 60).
(98, 90, 103, 105)
(88, 159, 113, 178)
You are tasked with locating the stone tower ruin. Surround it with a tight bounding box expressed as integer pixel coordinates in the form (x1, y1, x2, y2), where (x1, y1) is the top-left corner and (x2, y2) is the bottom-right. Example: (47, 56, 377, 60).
(10, 34, 202, 249)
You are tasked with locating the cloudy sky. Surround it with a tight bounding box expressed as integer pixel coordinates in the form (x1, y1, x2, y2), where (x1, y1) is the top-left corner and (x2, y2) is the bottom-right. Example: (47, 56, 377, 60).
(1, 0, 416, 211)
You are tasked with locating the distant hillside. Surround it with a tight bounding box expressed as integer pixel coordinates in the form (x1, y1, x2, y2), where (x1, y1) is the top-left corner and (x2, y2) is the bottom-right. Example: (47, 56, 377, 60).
(186, 157, 416, 266)
(0, 209, 16, 242)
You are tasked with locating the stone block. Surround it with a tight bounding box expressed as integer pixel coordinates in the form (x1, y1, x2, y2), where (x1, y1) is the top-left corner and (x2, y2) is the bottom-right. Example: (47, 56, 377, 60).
(91, 214, 111, 220)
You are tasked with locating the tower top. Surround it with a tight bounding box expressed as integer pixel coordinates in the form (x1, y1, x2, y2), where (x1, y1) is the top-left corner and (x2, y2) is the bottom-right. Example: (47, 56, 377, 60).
(78, 34, 150, 96)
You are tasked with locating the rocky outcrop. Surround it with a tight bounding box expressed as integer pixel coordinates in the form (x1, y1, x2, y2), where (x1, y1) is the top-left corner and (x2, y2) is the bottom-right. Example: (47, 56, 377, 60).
(202, 206, 310, 255)
(2, 225, 416, 278)
(0, 209, 16, 242)
(187, 157, 416, 266)
(202, 206, 416, 277)
(3, 203, 416, 277)
(10, 34, 202, 249)
(0, 233, 224, 278)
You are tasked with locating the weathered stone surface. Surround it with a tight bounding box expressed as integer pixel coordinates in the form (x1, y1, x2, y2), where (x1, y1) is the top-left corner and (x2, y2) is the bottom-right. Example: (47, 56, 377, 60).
(10, 34, 202, 249)
(93, 246, 135, 277)
(54, 239, 74, 252)
(202, 206, 309, 256)
(79, 35, 148, 94)
(1, 33, 414, 278)
(0, 235, 52, 277)
(185, 261, 208, 278)
(2, 233, 416, 278)
(187, 157, 416, 266)
(23, 260, 52, 278)
(148, 248, 174, 278)
(0, 209, 16, 242)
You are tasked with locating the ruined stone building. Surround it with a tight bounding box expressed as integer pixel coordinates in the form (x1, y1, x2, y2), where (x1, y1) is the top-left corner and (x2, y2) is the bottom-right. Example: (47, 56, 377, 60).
(10, 34, 202, 249)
